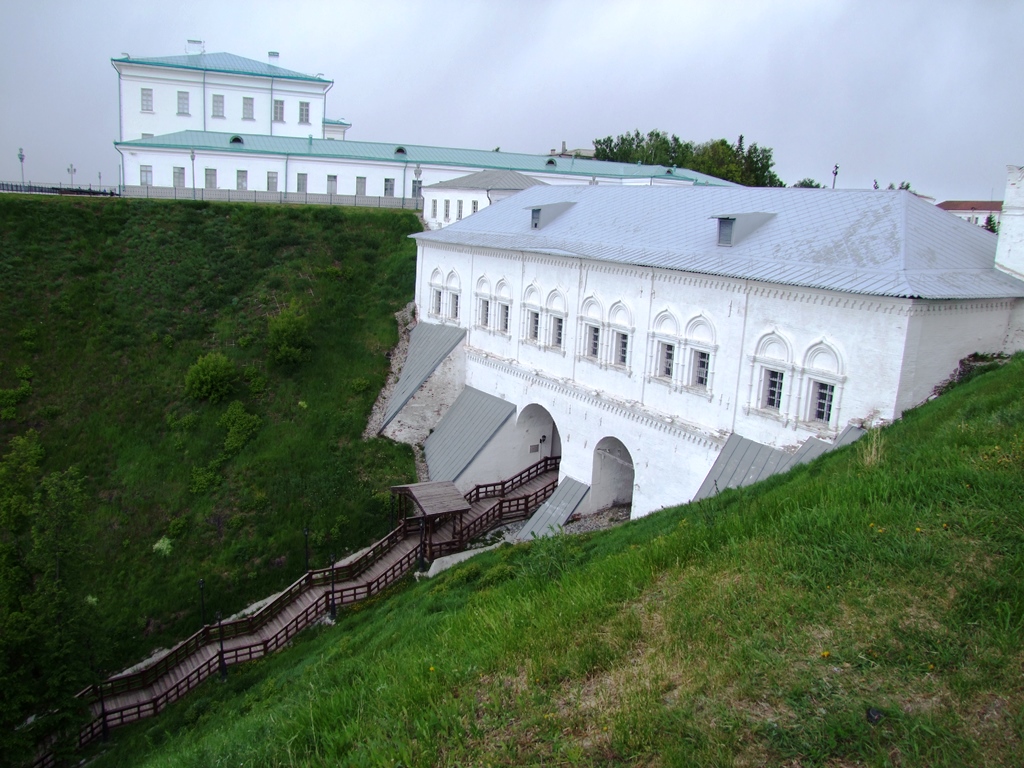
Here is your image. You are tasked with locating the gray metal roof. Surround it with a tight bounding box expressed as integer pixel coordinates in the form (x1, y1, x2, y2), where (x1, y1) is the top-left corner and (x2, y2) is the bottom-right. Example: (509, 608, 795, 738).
(515, 478, 590, 541)
(692, 426, 866, 501)
(425, 169, 548, 191)
(112, 53, 330, 83)
(115, 131, 732, 184)
(381, 324, 466, 430)
(423, 388, 516, 482)
(414, 186, 1024, 300)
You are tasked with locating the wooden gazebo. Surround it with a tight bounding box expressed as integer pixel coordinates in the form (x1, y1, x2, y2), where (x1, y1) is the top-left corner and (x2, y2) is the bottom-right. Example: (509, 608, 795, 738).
(390, 481, 471, 564)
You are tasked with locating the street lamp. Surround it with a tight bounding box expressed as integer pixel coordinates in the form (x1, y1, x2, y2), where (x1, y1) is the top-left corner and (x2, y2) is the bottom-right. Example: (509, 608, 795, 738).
(198, 578, 206, 627)
(304, 527, 310, 572)
(831, 164, 839, 190)
(67, 163, 76, 187)
(216, 611, 227, 681)
(17, 148, 24, 185)
(190, 149, 196, 200)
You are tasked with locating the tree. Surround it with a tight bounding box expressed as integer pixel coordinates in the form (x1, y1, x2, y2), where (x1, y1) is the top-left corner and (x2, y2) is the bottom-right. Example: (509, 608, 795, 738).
(886, 181, 914, 192)
(984, 214, 999, 234)
(792, 178, 823, 188)
(592, 130, 784, 187)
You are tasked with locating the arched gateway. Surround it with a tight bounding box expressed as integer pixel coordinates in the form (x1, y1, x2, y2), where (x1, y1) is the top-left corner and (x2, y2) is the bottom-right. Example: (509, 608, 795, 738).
(513, 403, 562, 468)
(590, 436, 634, 512)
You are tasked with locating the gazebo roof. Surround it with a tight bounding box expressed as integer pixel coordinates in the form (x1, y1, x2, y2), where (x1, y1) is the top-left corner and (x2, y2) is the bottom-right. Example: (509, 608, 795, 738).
(390, 481, 470, 519)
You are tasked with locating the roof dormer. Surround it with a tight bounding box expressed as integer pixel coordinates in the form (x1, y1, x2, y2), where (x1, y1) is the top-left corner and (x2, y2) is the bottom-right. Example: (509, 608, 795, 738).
(711, 211, 776, 246)
(527, 201, 575, 230)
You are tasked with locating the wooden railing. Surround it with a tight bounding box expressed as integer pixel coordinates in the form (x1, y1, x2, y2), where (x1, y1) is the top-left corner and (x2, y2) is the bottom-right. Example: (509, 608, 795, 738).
(465, 456, 560, 503)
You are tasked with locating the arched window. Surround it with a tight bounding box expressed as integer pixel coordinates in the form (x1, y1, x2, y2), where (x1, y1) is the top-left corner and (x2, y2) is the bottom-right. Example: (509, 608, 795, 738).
(607, 302, 634, 369)
(749, 331, 794, 418)
(428, 269, 444, 317)
(522, 284, 542, 343)
(445, 271, 462, 323)
(475, 276, 492, 330)
(495, 279, 512, 335)
(649, 310, 681, 383)
(545, 290, 567, 351)
(578, 296, 604, 363)
(800, 341, 846, 429)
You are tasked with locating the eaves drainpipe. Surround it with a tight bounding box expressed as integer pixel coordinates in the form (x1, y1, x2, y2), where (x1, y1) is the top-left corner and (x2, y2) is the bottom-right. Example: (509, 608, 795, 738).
(111, 60, 123, 142)
(322, 80, 334, 139)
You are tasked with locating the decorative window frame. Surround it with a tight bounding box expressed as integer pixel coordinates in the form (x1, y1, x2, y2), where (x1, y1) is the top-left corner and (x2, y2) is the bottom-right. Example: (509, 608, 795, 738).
(427, 269, 444, 319)
(474, 276, 492, 331)
(576, 296, 605, 366)
(745, 331, 796, 424)
(521, 284, 542, 346)
(795, 341, 847, 436)
(445, 271, 462, 324)
(495, 280, 512, 337)
(541, 290, 568, 356)
(679, 315, 718, 399)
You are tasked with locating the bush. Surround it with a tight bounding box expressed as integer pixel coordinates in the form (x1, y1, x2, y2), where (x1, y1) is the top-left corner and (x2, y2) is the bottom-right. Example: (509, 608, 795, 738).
(218, 400, 261, 454)
(184, 353, 236, 403)
(267, 303, 312, 366)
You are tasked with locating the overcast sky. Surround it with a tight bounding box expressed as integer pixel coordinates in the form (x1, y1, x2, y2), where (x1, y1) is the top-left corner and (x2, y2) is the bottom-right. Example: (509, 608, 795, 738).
(2, 0, 1021, 202)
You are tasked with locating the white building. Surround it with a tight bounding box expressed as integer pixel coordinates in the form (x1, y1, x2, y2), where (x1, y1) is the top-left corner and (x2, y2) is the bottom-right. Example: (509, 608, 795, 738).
(423, 170, 546, 230)
(936, 199, 1003, 228)
(399, 183, 1024, 519)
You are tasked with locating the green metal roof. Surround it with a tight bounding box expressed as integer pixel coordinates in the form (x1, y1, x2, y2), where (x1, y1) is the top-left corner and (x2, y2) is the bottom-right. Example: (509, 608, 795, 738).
(115, 131, 732, 184)
(323, 118, 352, 127)
(111, 53, 330, 83)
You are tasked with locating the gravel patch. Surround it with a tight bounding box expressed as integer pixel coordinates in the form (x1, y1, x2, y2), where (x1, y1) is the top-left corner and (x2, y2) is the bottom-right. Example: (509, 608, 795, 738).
(561, 504, 632, 535)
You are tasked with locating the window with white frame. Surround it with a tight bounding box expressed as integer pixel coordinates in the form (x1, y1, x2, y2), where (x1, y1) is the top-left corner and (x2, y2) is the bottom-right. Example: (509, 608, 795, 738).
(141, 88, 153, 112)
(551, 316, 564, 349)
(236, 170, 248, 191)
(762, 369, 785, 410)
(296, 173, 307, 193)
(273, 99, 284, 122)
(212, 94, 225, 118)
(585, 324, 600, 358)
(173, 167, 185, 188)
(140, 165, 153, 186)
(299, 101, 310, 124)
(499, 302, 511, 334)
(444, 200, 451, 220)
(204, 168, 217, 189)
(457, 200, 464, 220)
(384, 178, 395, 197)
(449, 293, 460, 321)
(242, 97, 254, 120)
(431, 288, 442, 316)
(479, 298, 490, 328)
(327, 175, 337, 195)
(431, 199, 438, 218)
(177, 91, 190, 115)
(811, 381, 835, 423)
(691, 350, 710, 389)
(657, 341, 675, 379)
(472, 200, 479, 214)
(614, 331, 630, 367)
(267, 171, 278, 192)
(527, 310, 540, 342)
(356, 177, 366, 196)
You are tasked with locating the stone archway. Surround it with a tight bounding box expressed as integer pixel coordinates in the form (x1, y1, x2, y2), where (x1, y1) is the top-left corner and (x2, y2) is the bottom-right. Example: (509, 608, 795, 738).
(590, 436, 634, 512)
(514, 404, 562, 469)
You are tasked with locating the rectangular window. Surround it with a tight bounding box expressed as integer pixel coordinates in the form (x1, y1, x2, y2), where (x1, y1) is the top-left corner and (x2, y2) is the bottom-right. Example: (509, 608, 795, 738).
(296, 173, 307, 193)
(141, 133, 153, 139)
(242, 97, 254, 120)
(141, 88, 153, 112)
(355, 176, 366, 196)
(531, 208, 541, 229)
(692, 350, 710, 388)
(587, 325, 600, 358)
(412, 180, 422, 198)
(499, 303, 510, 333)
(763, 369, 784, 410)
(299, 101, 310, 124)
(236, 170, 247, 191)
(273, 99, 284, 122)
(327, 175, 337, 195)
(384, 178, 395, 197)
(527, 311, 540, 341)
(615, 332, 629, 366)
(457, 200, 464, 220)
(718, 218, 734, 246)
(204, 168, 216, 189)
(140, 165, 153, 186)
(658, 342, 675, 378)
(444, 199, 451, 219)
(177, 91, 190, 115)
(450, 293, 460, 321)
(472, 200, 479, 214)
(173, 167, 185, 188)
(479, 299, 490, 328)
(212, 94, 225, 118)
(267, 171, 278, 192)
(431, 199, 438, 218)
(813, 382, 835, 423)
(431, 289, 442, 316)
(551, 317, 564, 349)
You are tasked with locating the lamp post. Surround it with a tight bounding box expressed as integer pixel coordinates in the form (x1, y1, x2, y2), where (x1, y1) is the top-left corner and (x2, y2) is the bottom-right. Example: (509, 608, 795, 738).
(304, 527, 310, 572)
(67, 163, 76, 187)
(190, 149, 196, 200)
(17, 148, 25, 185)
(198, 578, 206, 627)
(98, 171, 102, 190)
(216, 611, 227, 681)
(329, 553, 336, 619)
(831, 164, 839, 190)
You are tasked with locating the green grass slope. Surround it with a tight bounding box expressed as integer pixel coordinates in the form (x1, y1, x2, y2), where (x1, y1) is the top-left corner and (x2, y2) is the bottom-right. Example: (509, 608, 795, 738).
(85, 355, 1024, 767)
(0, 197, 420, 760)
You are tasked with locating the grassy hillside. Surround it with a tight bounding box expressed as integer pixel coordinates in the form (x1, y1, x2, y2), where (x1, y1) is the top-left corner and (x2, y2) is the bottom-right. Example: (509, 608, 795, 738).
(0, 197, 420, 759)
(81, 354, 1024, 766)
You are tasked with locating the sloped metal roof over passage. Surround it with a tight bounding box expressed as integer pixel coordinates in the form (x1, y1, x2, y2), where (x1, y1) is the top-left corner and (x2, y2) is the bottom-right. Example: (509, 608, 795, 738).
(424, 387, 516, 482)
(693, 426, 866, 501)
(381, 323, 466, 430)
(390, 481, 470, 519)
(515, 477, 590, 541)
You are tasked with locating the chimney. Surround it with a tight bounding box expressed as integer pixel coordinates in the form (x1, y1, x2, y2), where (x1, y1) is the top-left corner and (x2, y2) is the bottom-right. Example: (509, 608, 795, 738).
(268, 51, 280, 65)
(561, 141, 567, 154)
(186, 39, 205, 55)
(995, 165, 1024, 279)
